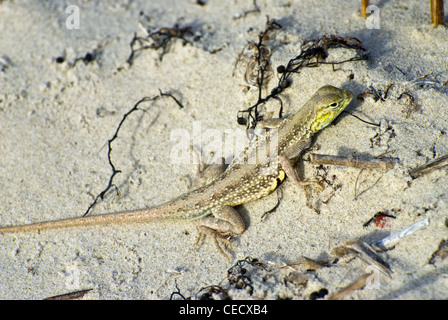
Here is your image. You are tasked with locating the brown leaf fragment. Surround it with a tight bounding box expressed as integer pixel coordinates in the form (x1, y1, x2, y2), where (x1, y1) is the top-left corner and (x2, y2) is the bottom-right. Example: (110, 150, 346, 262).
(429, 239, 448, 264)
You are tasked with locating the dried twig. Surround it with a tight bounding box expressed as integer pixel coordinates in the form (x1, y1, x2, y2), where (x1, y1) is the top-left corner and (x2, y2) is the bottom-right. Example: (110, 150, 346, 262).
(84, 92, 183, 216)
(332, 240, 393, 277)
(327, 273, 370, 300)
(361, 0, 369, 18)
(170, 280, 190, 300)
(409, 154, 448, 178)
(260, 189, 283, 221)
(44, 289, 93, 300)
(343, 111, 381, 126)
(354, 169, 383, 200)
(309, 153, 397, 171)
(329, 238, 394, 299)
(373, 217, 430, 251)
(430, 0, 445, 28)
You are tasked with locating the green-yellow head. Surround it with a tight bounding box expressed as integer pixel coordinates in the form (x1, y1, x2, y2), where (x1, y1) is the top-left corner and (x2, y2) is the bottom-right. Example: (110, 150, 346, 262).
(309, 85, 353, 133)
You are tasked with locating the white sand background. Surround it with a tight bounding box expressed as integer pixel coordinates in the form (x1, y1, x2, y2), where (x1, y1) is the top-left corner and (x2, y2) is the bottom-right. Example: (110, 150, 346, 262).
(1, 0, 447, 299)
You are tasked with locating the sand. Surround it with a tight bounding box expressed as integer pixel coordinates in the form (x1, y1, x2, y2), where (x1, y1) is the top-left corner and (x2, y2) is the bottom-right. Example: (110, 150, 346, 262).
(0, 0, 447, 300)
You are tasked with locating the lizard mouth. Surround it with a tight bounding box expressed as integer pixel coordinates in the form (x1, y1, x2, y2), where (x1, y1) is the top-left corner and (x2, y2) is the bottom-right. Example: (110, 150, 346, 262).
(343, 89, 354, 102)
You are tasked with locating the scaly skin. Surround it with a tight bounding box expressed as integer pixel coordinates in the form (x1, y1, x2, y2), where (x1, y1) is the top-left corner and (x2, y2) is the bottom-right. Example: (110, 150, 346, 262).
(0, 86, 353, 240)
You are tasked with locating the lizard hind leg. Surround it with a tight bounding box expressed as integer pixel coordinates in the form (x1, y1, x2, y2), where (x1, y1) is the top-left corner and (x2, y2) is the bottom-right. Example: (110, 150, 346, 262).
(195, 206, 246, 261)
(188, 154, 245, 260)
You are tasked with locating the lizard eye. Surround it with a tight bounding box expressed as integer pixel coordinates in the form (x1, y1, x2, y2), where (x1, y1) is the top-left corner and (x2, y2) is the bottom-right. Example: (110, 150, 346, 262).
(329, 102, 339, 109)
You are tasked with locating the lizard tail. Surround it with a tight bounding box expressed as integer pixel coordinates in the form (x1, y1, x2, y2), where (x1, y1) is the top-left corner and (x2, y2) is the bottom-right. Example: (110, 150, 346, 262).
(1, 183, 214, 234)
(0, 208, 170, 234)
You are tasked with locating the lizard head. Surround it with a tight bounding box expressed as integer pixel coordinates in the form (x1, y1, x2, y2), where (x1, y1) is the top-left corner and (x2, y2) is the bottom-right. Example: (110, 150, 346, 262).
(309, 85, 353, 133)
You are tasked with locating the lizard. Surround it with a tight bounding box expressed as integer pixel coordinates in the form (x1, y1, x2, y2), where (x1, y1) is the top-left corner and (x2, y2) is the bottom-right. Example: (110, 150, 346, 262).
(0, 85, 353, 257)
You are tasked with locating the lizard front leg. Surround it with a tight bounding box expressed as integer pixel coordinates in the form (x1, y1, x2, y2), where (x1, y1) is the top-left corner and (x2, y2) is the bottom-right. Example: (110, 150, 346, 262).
(256, 118, 320, 189)
(279, 138, 323, 190)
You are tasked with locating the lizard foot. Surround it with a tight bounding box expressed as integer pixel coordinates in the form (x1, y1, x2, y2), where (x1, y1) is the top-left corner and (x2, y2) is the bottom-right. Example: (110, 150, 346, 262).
(195, 225, 233, 261)
(194, 206, 245, 261)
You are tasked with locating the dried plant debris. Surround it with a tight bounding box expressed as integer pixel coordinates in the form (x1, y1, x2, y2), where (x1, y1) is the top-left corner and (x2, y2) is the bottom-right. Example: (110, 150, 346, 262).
(197, 257, 272, 299)
(358, 71, 448, 118)
(428, 239, 448, 264)
(170, 280, 191, 300)
(0, 55, 14, 72)
(197, 256, 336, 300)
(409, 153, 448, 179)
(234, 17, 281, 90)
(373, 217, 430, 251)
(411, 72, 448, 89)
(332, 240, 393, 278)
(353, 168, 384, 200)
(357, 84, 394, 102)
(44, 289, 93, 300)
(284, 271, 311, 289)
(260, 189, 283, 221)
(398, 91, 421, 118)
(358, 84, 422, 119)
(281, 256, 331, 271)
(127, 19, 196, 65)
(236, 33, 367, 129)
(363, 211, 397, 228)
(369, 120, 396, 150)
(226, 257, 271, 294)
(197, 285, 232, 300)
(430, 0, 445, 28)
(310, 153, 397, 171)
(328, 217, 433, 298)
(84, 92, 183, 216)
(72, 50, 100, 67)
(233, 0, 261, 20)
(54, 41, 112, 68)
(327, 273, 372, 300)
